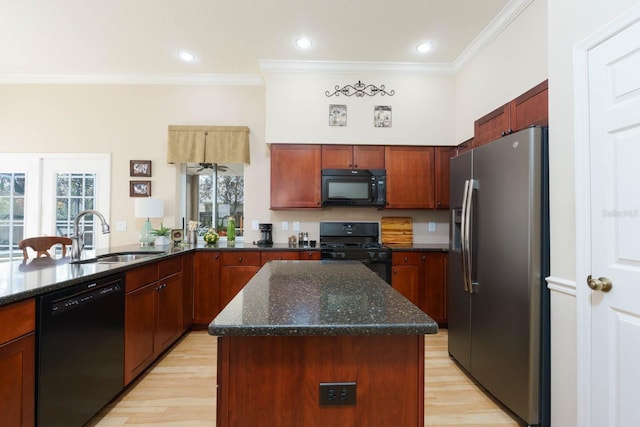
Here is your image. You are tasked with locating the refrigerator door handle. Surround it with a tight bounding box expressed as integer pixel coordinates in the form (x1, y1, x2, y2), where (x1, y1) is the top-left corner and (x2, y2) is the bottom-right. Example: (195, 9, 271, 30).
(460, 179, 470, 292)
(464, 179, 477, 293)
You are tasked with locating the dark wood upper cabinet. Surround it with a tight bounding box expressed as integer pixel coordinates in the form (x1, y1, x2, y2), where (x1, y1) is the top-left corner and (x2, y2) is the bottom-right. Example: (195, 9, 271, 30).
(321, 145, 385, 169)
(270, 144, 322, 209)
(474, 80, 548, 148)
(384, 146, 435, 209)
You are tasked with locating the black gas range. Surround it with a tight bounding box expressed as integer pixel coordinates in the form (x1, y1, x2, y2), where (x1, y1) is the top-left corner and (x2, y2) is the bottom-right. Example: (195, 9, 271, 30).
(319, 222, 391, 284)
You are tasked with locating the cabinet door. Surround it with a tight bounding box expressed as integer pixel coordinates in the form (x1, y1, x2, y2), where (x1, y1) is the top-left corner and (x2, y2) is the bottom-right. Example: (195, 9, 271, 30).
(271, 144, 321, 209)
(474, 103, 510, 148)
(434, 146, 456, 209)
(391, 252, 421, 307)
(219, 266, 261, 310)
(124, 283, 156, 385)
(510, 79, 548, 132)
(155, 273, 183, 353)
(194, 251, 221, 325)
(353, 145, 385, 169)
(421, 252, 448, 325)
(321, 145, 353, 169)
(384, 146, 435, 208)
(0, 333, 35, 427)
(392, 265, 421, 306)
(219, 252, 261, 311)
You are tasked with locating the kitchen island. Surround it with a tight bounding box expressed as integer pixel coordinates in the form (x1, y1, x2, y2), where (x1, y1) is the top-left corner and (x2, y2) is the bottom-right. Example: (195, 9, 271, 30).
(209, 260, 437, 427)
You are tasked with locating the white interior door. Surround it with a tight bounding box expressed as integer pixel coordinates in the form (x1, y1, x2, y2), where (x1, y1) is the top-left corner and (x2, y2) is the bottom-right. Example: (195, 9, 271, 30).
(584, 12, 640, 427)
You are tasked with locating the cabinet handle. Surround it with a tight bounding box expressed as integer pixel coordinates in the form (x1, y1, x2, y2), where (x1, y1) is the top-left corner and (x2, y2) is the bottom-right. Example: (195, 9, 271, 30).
(353, 164, 358, 168)
(422, 255, 426, 260)
(404, 257, 408, 262)
(393, 268, 397, 274)
(238, 257, 243, 262)
(215, 254, 219, 259)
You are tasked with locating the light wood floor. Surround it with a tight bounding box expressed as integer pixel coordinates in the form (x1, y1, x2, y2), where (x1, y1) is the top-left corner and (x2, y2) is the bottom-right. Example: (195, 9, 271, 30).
(89, 329, 521, 426)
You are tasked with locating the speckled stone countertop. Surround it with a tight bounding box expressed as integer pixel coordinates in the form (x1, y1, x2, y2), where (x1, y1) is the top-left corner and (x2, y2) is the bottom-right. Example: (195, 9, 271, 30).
(209, 260, 438, 337)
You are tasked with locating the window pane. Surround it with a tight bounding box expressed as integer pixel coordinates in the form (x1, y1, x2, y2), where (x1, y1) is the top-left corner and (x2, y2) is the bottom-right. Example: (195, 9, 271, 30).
(186, 163, 244, 238)
(56, 173, 98, 247)
(0, 172, 26, 260)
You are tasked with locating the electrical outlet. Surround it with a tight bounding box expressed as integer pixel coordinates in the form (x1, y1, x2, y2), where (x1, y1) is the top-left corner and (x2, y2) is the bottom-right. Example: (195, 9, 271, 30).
(251, 220, 259, 230)
(282, 221, 288, 231)
(115, 221, 127, 232)
(428, 222, 436, 232)
(319, 382, 356, 406)
(293, 221, 300, 231)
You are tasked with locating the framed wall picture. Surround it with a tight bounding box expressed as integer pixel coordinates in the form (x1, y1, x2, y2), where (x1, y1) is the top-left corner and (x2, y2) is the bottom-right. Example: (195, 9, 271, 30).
(329, 104, 347, 127)
(374, 105, 392, 128)
(130, 160, 152, 177)
(171, 229, 184, 245)
(130, 180, 152, 197)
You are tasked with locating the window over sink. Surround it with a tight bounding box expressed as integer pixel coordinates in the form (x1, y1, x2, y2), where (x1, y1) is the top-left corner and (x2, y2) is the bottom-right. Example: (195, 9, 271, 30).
(185, 163, 244, 241)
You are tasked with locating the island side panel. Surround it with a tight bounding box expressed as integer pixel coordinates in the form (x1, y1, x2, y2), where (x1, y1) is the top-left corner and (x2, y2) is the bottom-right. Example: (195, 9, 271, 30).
(216, 334, 424, 427)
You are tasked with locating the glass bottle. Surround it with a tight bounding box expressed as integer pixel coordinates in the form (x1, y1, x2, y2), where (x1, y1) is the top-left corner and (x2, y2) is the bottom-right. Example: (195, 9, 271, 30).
(226, 217, 236, 242)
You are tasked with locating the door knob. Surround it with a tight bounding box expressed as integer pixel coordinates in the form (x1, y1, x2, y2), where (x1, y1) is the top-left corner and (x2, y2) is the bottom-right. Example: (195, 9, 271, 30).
(586, 275, 613, 292)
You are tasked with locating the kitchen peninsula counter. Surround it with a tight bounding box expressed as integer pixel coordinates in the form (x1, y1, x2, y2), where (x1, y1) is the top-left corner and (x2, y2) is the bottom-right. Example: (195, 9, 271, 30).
(209, 260, 436, 427)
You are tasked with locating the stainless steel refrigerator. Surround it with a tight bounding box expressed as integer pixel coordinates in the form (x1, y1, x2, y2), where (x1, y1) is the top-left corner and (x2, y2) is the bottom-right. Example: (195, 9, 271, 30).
(448, 126, 550, 427)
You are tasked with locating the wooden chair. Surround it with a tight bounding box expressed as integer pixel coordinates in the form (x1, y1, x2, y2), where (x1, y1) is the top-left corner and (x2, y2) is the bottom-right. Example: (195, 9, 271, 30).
(18, 236, 73, 261)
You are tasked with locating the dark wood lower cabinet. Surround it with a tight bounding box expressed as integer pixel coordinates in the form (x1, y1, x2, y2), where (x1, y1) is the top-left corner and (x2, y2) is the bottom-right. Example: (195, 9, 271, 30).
(124, 259, 184, 386)
(0, 298, 36, 427)
(0, 333, 35, 427)
(216, 334, 424, 427)
(392, 251, 448, 325)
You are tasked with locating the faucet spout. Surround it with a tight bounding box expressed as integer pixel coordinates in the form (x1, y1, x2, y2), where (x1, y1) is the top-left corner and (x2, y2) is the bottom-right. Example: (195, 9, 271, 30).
(70, 210, 110, 261)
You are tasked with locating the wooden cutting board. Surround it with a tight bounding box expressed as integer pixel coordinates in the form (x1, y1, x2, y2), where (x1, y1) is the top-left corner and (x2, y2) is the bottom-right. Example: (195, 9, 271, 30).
(381, 217, 413, 244)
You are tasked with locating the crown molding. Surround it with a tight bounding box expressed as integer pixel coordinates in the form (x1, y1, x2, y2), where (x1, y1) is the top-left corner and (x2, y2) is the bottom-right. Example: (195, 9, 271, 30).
(0, 73, 265, 86)
(453, 0, 534, 72)
(259, 60, 455, 75)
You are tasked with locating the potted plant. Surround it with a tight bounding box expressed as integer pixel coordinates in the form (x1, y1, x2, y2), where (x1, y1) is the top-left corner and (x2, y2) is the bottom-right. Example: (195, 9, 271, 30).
(151, 223, 172, 246)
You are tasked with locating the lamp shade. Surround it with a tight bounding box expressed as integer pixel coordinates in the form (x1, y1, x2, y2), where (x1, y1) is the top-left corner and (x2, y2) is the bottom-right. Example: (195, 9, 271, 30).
(134, 197, 164, 218)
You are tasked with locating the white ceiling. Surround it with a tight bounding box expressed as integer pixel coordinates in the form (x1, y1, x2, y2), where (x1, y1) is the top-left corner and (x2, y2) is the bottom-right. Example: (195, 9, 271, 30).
(0, 0, 523, 83)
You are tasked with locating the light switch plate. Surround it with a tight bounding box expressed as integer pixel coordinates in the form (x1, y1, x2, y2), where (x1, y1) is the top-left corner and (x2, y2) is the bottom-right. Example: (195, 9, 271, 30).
(251, 220, 259, 230)
(428, 222, 436, 232)
(282, 221, 288, 231)
(115, 221, 127, 232)
(293, 221, 300, 231)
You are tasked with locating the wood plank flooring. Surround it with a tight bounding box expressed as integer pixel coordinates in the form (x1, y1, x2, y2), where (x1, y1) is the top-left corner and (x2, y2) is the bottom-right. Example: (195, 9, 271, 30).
(88, 329, 521, 426)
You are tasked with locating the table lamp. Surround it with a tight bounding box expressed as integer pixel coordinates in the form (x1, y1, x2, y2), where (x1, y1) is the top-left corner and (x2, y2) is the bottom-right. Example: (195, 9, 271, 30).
(134, 197, 164, 246)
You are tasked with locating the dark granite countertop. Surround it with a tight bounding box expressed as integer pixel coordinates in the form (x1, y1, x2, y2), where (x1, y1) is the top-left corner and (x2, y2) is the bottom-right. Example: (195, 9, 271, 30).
(0, 239, 446, 307)
(209, 260, 438, 337)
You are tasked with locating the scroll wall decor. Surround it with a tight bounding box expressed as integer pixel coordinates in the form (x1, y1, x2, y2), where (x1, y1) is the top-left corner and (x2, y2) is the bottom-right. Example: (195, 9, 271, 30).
(325, 80, 395, 97)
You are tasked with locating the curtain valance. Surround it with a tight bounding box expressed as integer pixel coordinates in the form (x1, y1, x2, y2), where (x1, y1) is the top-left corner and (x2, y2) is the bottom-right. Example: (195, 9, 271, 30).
(167, 125, 250, 164)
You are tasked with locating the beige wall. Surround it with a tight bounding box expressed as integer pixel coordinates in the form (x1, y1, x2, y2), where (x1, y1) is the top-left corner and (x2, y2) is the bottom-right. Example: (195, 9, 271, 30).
(0, 84, 265, 246)
(454, 0, 548, 143)
(264, 71, 457, 146)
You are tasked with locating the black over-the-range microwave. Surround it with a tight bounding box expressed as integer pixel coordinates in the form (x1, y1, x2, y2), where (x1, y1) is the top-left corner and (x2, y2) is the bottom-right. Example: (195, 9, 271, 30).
(321, 169, 386, 207)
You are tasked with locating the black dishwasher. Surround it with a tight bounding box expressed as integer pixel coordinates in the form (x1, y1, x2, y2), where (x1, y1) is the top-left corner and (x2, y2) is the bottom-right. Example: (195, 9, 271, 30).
(36, 273, 125, 427)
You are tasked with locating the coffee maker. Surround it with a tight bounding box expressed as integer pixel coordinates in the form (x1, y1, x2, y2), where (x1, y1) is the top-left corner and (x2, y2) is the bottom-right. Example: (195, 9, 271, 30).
(257, 223, 273, 247)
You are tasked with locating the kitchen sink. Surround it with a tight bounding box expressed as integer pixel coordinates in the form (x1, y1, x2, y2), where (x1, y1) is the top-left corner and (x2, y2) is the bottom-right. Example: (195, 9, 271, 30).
(71, 251, 164, 264)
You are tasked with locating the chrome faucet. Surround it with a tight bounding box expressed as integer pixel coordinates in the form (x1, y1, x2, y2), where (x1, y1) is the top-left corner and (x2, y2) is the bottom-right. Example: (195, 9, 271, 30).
(70, 210, 110, 261)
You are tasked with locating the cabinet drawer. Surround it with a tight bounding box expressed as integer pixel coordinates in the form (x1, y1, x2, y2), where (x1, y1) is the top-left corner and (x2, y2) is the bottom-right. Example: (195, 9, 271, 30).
(299, 250, 321, 260)
(159, 255, 182, 278)
(261, 251, 300, 265)
(392, 252, 421, 265)
(221, 251, 260, 266)
(0, 299, 35, 344)
(126, 262, 159, 292)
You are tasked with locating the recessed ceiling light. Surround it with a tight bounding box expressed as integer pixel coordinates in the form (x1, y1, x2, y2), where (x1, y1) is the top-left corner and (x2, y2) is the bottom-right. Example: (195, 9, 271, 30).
(416, 42, 434, 54)
(178, 50, 196, 62)
(295, 37, 313, 50)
